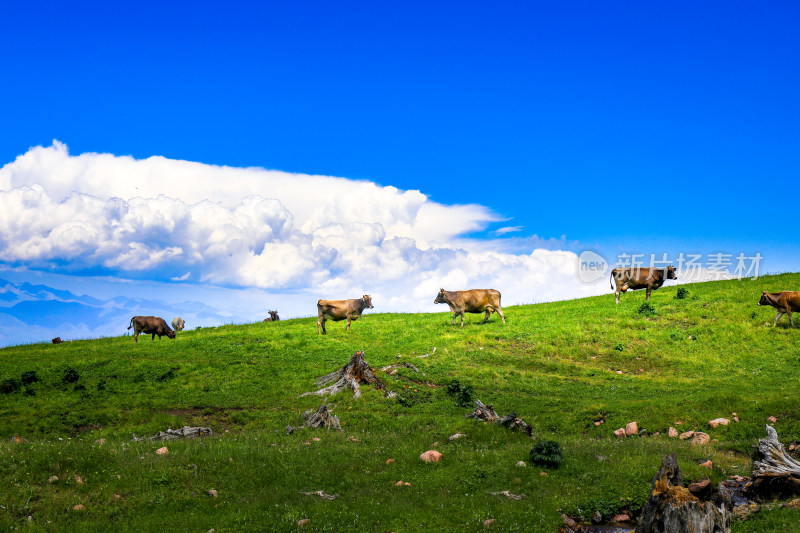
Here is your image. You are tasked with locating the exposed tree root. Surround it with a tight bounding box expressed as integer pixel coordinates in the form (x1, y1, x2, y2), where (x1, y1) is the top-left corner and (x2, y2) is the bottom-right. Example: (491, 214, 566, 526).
(380, 362, 419, 373)
(300, 351, 385, 399)
(132, 426, 212, 441)
(467, 399, 534, 437)
(300, 491, 339, 500)
(490, 490, 525, 500)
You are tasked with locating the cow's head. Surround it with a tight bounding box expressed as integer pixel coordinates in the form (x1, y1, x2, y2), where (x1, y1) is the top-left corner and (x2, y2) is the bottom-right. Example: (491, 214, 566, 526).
(758, 291, 771, 306)
(269, 310, 279, 320)
(167, 329, 176, 339)
(666, 265, 677, 280)
(363, 295, 374, 309)
(434, 289, 447, 304)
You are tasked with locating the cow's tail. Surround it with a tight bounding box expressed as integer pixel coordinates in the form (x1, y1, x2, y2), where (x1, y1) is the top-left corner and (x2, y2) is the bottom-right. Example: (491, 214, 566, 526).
(610, 271, 615, 290)
(127, 317, 133, 330)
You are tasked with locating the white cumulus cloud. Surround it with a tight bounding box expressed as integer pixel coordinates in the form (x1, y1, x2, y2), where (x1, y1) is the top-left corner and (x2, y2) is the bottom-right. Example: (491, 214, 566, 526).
(0, 141, 602, 310)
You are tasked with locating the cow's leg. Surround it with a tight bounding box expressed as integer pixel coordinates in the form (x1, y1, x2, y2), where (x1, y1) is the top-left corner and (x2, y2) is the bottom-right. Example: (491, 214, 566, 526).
(789, 310, 795, 327)
(318, 316, 327, 335)
(615, 289, 620, 304)
(452, 312, 458, 325)
(774, 312, 783, 326)
(646, 287, 652, 300)
(496, 306, 506, 324)
(152, 333, 156, 341)
(460, 311, 466, 327)
(481, 310, 491, 324)
(346, 316, 352, 331)
(133, 331, 139, 343)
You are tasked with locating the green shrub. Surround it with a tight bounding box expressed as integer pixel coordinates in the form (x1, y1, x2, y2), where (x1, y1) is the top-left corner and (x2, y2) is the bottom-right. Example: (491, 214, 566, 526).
(62, 367, 80, 384)
(613, 342, 624, 351)
(637, 302, 656, 317)
(529, 440, 563, 468)
(446, 379, 474, 407)
(21, 370, 39, 385)
(1, 378, 22, 394)
(675, 287, 689, 299)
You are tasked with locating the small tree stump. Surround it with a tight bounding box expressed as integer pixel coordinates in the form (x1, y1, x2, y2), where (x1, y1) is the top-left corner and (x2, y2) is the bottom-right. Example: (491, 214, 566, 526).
(302, 404, 341, 431)
(636, 453, 731, 533)
(747, 424, 800, 498)
(300, 351, 385, 399)
(467, 400, 534, 437)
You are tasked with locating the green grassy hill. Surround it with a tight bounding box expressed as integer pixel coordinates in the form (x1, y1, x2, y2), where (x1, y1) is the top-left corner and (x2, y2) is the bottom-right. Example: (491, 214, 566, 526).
(2, 274, 800, 532)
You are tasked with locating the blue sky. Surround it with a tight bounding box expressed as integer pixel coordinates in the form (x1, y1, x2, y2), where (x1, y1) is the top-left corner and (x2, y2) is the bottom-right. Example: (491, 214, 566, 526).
(0, 1, 798, 342)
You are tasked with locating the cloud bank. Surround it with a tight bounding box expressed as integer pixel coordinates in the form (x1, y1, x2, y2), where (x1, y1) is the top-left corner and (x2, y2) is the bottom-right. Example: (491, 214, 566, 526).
(0, 141, 603, 312)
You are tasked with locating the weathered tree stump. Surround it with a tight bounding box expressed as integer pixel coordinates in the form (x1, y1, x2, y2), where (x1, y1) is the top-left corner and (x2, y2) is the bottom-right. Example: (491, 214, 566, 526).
(467, 399, 534, 437)
(746, 424, 800, 498)
(636, 453, 730, 533)
(302, 404, 341, 430)
(300, 351, 385, 399)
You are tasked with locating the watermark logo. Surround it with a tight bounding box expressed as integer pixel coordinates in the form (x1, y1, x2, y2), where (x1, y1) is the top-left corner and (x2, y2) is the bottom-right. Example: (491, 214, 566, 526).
(578, 250, 609, 283)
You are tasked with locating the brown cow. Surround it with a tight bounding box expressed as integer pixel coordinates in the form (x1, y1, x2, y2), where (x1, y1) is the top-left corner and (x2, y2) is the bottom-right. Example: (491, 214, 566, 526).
(264, 310, 280, 322)
(758, 291, 800, 327)
(434, 288, 505, 326)
(317, 295, 373, 334)
(127, 316, 176, 342)
(610, 266, 677, 304)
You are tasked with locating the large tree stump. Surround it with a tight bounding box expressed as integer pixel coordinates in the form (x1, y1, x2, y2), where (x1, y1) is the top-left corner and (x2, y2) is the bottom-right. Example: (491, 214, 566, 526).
(302, 404, 341, 430)
(746, 424, 800, 498)
(300, 351, 385, 399)
(467, 399, 534, 437)
(636, 453, 730, 533)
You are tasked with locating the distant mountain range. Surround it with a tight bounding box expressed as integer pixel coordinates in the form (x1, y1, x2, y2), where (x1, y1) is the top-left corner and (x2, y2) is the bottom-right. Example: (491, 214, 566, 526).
(0, 278, 243, 348)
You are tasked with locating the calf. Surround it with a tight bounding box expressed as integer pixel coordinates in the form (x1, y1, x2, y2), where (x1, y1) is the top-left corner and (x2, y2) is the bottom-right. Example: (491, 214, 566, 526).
(317, 295, 373, 334)
(434, 288, 505, 326)
(610, 265, 677, 304)
(128, 316, 176, 342)
(171, 317, 185, 331)
(758, 291, 800, 327)
(264, 310, 280, 322)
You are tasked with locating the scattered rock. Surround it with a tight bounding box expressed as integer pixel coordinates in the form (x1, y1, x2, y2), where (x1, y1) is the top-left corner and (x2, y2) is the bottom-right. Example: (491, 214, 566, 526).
(625, 421, 639, 436)
(709, 418, 730, 428)
(48, 475, 59, 483)
(561, 514, 578, 528)
(700, 460, 713, 469)
(516, 461, 526, 467)
(395, 480, 404, 486)
(614, 428, 626, 438)
(594, 420, 604, 426)
(74, 475, 84, 485)
(612, 513, 630, 522)
(95, 438, 105, 444)
(11, 435, 25, 444)
(689, 478, 711, 496)
(449, 433, 466, 441)
(297, 519, 310, 527)
(155, 446, 169, 455)
(113, 494, 121, 500)
(404, 481, 411, 486)
(790, 444, 798, 452)
(592, 510, 603, 523)
(386, 458, 395, 464)
(733, 413, 740, 423)
(679, 431, 695, 440)
(767, 416, 778, 423)
(349, 436, 360, 442)
(420, 450, 443, 463)
(692, 432, 711, 445)
(539, 471, 548, 476)
(668, 427, 678, 438)
(482, 518, 496, 528)
(73, 504, 85, 511)
(312, 437, 321, 442)
(207, 489, 218, 498)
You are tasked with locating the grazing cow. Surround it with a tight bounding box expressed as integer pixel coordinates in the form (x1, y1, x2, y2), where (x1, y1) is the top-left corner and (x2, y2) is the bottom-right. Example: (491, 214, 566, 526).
(171, 317, 185, 331)
(317, 295, 373, 335)
(264, 310, 280, 322)
(128, 316, 176, 343)
(434, 288, 505, 326)
(758, 291, 800, 327)
(610, 266, 677, 304)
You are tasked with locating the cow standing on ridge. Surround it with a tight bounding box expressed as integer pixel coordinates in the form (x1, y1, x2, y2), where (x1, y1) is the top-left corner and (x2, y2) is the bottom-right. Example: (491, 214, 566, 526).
(171, 317, 185, 331)
(264, 310, 280, 322)
(434, 288, 505, 326)
(610, 266, 677, 304)
(128, 316, 176, 342)
(317, 295, 373, 334)
(758, 291, 800, 327)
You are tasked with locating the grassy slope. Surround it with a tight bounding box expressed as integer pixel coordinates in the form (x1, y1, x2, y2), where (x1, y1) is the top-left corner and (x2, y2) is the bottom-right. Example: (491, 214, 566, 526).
(1, 274, 799, 532)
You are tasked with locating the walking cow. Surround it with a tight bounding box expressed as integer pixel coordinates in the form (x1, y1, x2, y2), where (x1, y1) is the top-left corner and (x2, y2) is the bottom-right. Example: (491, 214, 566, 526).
(610, 266, 677, 304)
(758, 291, 800, 327)
(317, 295, 373, 334)
(434, 288, 505, 326)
